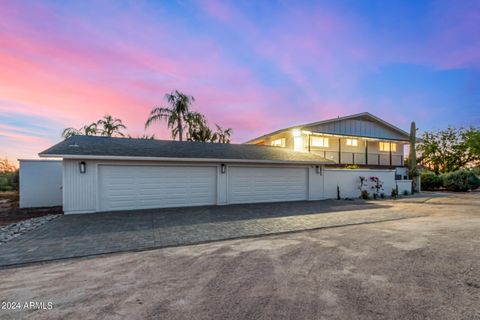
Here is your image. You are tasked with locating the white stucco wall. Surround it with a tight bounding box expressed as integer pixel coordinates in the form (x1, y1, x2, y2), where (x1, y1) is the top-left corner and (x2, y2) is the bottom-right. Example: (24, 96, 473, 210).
(19, 160, 62, 208)
(323, 168, 396, 199)
(396, 180, 412, 195)
(63, 159, 326, 214)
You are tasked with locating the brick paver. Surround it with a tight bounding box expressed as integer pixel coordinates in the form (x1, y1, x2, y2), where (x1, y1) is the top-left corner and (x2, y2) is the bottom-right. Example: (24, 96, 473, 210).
(0, 200, 422, 267)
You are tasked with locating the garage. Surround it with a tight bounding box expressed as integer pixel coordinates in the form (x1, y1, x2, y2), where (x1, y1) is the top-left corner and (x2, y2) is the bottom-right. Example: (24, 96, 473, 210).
(39, 136, 331, 214)
(98, 165, 217, 212)
(227, 166, 308, 204)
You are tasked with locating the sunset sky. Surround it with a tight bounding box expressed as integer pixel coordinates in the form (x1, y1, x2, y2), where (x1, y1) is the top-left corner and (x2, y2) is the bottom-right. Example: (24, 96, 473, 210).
(1, 0, 479, 162)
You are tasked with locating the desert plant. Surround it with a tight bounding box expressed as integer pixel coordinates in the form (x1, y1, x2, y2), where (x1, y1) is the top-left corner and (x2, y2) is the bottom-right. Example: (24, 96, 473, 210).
(409, 121, 419, 192)
(361, 190, 369, 200)
(421, 171, 444, 190)
(391, 188, 398, 199)
(443, 170, 480, 191)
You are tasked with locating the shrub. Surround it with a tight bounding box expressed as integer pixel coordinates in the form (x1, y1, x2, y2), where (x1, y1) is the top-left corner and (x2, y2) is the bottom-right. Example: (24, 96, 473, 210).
(421, 171, 443, 190)
(403, 190, 409, 196)
(443, 170, 480, 192)
(361, 190, 369, 200)
(0, 171, 18, 192)
(391, 188, 398, 199)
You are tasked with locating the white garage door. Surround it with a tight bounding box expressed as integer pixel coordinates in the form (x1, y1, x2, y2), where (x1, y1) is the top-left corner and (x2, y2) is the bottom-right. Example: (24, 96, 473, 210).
(227, 166, 308, 204)
(98, 165, 217, 212)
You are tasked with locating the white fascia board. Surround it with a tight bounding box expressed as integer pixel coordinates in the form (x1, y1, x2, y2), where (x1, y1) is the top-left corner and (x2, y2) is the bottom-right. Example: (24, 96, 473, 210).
(38, 154, 334, 165)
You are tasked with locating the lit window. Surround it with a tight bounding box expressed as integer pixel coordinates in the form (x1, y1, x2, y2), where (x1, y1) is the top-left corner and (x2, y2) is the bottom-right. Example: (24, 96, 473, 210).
(271, 138, 286, 147)
(311, 137, 329, 147)
(379, 142, 396, 152)
(346, 139, 358, 146)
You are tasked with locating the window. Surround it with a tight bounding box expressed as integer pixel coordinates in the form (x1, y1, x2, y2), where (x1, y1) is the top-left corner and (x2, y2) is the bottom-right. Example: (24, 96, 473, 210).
(379, 141, 396, 152)
(311, 136, 329, 147)
(346, 139, 358, 146)
(271, 138, 286, 147)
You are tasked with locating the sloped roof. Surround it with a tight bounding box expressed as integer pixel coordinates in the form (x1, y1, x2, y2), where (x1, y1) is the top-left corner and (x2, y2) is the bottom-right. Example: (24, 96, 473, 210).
(246, 112, 410, 143)
(39, 136, 333, 164)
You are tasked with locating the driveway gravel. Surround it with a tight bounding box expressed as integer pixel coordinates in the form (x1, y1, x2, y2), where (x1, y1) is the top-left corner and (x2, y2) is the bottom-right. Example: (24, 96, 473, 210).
(0, 192, 478, 319)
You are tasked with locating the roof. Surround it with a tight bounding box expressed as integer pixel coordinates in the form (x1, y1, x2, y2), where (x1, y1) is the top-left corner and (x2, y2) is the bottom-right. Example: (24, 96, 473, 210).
(245, 112, 410, 143)
(39, 136, 333, 165)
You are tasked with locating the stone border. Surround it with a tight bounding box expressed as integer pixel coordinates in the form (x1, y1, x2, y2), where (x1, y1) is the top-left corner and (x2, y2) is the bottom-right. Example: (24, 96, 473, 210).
(0, 215, 61, 244)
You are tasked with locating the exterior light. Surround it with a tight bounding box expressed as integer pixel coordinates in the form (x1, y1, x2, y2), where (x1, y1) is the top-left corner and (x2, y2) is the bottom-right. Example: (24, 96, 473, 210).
(316, 165, 322, 175)
(79, 161, 86, 174)
(292, 129, 301, 137)
(221, 163, 226, 174)
(293, 129, 303, 152)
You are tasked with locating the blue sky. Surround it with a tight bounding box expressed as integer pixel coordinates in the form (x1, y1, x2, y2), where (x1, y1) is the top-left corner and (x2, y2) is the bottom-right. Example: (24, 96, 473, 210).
(0, 0, 479, 160)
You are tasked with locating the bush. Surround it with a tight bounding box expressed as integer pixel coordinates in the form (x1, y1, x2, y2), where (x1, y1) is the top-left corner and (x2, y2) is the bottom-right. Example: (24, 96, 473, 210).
(421, 171, 443, 190)
(443, 170, 480, 192)
(0, 171, 18, 192)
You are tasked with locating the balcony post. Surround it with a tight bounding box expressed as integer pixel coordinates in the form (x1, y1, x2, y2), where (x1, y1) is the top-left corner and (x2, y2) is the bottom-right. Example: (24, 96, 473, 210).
(365, 140, 368, 165)
(308, 134, 311, 152)
(338, 138, 341, 163)
(389, 142, 392, 166)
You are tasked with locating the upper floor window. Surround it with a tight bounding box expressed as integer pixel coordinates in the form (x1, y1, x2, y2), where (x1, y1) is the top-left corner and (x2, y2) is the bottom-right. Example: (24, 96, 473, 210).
(346, 139, 358, 146)
(311, 136, 329, 147)
(379, 141, 396, 152)
(271, 138, 286, 147)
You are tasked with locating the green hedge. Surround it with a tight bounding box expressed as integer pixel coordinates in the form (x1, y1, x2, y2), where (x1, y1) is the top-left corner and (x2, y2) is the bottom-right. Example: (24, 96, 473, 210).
(421, 170, 480, 192)
(0, 171, 18, 192)
(443, 170, 480, 192)
(421, 172, 443, 190)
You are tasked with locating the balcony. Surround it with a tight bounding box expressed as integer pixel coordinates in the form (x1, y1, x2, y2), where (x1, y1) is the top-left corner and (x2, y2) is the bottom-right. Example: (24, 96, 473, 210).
(314, 151, 404, 166)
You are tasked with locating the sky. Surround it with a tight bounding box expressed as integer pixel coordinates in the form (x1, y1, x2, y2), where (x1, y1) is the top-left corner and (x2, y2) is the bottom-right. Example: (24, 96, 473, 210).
(1, 0, 479, 162)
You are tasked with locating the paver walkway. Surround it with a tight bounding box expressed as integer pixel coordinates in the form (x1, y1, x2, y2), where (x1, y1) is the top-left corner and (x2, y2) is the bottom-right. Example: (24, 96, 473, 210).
(0, 200, 422, 267)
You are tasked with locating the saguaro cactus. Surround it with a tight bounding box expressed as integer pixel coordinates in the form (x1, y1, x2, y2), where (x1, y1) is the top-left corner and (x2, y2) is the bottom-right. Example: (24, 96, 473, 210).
(409, 121, 418, 192)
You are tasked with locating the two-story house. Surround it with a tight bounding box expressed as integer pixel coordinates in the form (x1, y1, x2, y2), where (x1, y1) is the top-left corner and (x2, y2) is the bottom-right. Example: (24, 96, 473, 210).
(246, 112, 409, 174)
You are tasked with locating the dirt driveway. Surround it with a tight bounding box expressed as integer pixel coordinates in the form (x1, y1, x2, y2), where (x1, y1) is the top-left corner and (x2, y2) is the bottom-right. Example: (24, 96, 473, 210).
(0, 192, 479, 320)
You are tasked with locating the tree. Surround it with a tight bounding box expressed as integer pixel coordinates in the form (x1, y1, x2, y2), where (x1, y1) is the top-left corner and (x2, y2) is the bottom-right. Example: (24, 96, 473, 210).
(96, 115, 126, 137)
(417, 127, 478, 174)
(145, 90, 195, 141)
(62, 123, 98, 139)
(464, 129, 480, 165)
(213, 124, 233, 144)
(0, 158, 17, 173)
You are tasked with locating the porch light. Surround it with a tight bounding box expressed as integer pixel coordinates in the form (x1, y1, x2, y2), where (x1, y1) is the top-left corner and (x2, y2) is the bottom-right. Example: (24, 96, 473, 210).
(316, 165, 322, 175)
(79, 161, 86, 174)
(221, 163, 226, 174)
(292, 129, 301, 137)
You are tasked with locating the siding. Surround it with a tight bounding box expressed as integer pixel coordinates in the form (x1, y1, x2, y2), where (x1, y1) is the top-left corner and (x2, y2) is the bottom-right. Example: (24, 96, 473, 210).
(63, 159, 98, 213)
(307, 118, 408, 140)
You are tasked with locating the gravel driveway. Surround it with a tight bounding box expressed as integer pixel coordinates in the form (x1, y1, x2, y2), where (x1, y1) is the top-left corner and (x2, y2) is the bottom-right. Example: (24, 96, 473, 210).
(0, 192, 479, 319)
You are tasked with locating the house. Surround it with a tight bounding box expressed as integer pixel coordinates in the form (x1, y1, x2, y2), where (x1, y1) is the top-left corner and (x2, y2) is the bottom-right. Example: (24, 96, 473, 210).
(246, 112, 409, 174)
(26, 112, 413, 214)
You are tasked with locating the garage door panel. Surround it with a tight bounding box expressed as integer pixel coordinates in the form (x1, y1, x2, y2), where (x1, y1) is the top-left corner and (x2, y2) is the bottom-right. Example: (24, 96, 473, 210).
(98, 165, 217, 211)
(228, 166, 308, 204)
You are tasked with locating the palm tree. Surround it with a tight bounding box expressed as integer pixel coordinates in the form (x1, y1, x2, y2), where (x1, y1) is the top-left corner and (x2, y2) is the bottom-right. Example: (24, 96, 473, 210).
(213, 124, 233, 143)
(61, 123, 98, 139)
(96, 115, 126, 137)
(145, 90, 195, 141)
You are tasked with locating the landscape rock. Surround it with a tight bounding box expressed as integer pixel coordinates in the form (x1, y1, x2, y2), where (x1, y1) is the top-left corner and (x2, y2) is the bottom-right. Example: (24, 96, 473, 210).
(0, 215, 61, 244)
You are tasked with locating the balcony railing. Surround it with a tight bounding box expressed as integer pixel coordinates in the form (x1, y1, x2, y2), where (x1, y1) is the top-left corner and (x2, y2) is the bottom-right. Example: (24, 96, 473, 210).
(314, 151, 404, 166)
